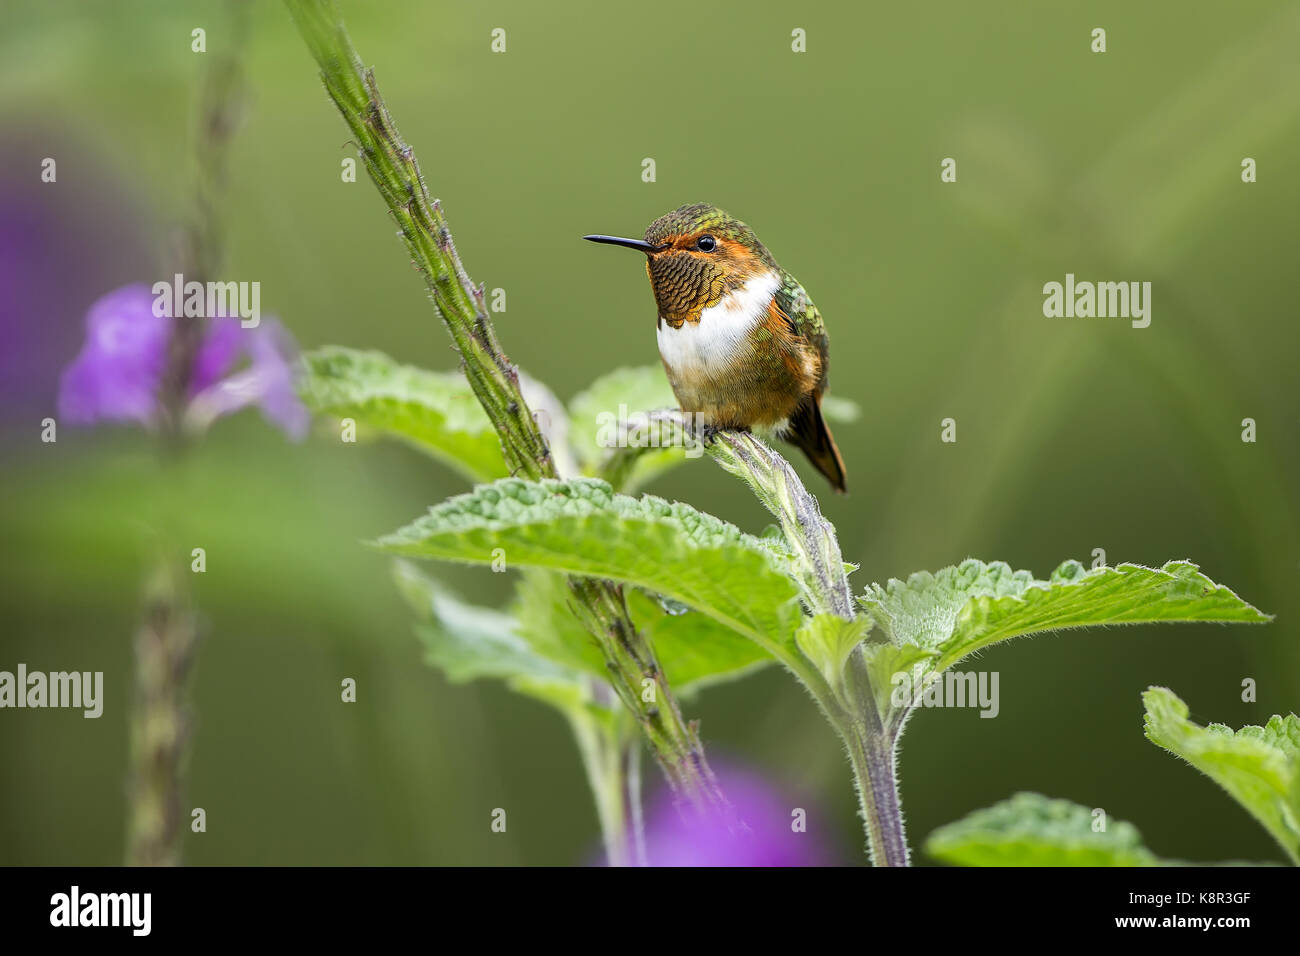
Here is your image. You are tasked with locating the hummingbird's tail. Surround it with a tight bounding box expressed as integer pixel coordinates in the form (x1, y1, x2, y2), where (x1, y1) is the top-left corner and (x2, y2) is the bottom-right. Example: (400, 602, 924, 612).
(785, 394, 847, 494)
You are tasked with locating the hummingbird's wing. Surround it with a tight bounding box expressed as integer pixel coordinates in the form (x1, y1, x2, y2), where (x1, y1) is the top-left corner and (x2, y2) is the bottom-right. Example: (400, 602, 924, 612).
(773, 271, 846, 492)
(774, 272, 830, 391)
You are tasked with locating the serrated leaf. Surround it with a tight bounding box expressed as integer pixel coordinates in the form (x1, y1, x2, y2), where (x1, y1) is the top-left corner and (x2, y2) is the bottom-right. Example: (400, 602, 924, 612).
(863, 559, 1270, 674)
(926, 792, 1163, 866)
(1143, 687, 1300, 864)
(377, 477, 803, 652)
(299, 346, 506, 482)
(795, 614, 872, 687)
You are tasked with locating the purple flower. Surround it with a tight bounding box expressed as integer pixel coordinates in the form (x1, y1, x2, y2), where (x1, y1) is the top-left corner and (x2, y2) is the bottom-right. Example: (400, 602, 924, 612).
(57, 283, 308, 440)
(57, 285, 169, 427)
(636, 763, 838, 867)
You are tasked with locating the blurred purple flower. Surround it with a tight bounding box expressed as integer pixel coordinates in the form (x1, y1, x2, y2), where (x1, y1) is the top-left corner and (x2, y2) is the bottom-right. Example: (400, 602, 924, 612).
(57, 284, 169, 426)
(637, 764, 837, 867)
(57, 283, 308, 440)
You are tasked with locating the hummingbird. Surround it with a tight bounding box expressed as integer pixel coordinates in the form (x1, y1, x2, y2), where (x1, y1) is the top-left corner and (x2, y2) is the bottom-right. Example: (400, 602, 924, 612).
(585, 202, 847, 493)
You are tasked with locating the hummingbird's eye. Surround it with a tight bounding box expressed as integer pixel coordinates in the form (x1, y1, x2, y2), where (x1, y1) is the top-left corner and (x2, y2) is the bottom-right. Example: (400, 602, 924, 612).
(695, 235, 717, 252)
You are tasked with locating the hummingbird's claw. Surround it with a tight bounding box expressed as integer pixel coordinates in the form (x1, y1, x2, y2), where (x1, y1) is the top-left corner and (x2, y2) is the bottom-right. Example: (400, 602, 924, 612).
(698, 422, 747, 447)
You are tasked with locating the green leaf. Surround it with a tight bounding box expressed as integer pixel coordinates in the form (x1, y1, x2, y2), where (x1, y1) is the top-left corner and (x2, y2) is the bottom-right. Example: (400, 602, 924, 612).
(863, 559, 1271, 675)
(568, 366, 676, 466)
(509, 568, 609, 677)
(1143, 687, 1300, 864)
(394, 562, 624, 733)
(392, 560, 571, 686)
(509, 571, 771, 693)
(625, 589, 772, 693)
(298, 347, 506, 482)
(568, 367, 694, 491)
(377, 477, 804, 654)
(795, 614, 872, 688)
(859, 641, 940, 720)
(926, 793, 1162, 866)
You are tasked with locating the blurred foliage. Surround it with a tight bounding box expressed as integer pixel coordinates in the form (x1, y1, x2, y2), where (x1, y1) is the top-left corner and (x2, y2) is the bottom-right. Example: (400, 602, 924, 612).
(1144, 687, 1300, 864)
(1, 0, 1297, 864)
(926, 792, 1164, 867)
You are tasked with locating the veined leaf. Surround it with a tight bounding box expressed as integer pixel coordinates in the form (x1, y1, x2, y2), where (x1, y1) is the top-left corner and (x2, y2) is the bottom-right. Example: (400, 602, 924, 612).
(1143, 687, 1300, 865)
(299, 346, 506, 482)
(377, 477, 804, 652)
(926, 793, 1162, 867)
(862, 559, 1270, 674)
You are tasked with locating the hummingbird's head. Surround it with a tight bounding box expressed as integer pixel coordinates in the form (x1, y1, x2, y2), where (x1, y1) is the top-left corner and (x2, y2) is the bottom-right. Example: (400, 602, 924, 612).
(585, 203, 777, 327)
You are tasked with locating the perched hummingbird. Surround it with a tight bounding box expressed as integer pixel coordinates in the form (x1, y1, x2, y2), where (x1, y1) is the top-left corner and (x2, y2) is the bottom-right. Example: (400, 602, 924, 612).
(585, 202, 847, 493)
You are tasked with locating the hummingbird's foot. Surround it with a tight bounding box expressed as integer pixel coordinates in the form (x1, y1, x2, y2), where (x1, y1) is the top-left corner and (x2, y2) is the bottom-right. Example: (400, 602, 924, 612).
(697, 423, 749, 447)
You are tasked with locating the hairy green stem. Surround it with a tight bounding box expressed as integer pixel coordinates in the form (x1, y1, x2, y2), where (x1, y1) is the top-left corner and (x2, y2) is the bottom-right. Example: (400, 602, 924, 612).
(839, 720, 908, 866)
(838, 648, 909, 866)
(705, 427, 911, 865)
(284, 0, 730, 816)
(566, 578, 728, 815)
(709, 431, 854, 618)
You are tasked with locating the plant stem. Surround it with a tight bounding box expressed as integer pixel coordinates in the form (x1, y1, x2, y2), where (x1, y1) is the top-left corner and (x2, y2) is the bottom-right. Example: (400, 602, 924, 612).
(704, 426, 912, 864)
(625, 739, 648, 867)
(126, 556, 198, 866)
(839, 721, 908, 866)
(158, 0, 249, 450)
(127, 0, 249, 865)
(838, 647, 909, 866)
(283, 0, 731, 817)
(709, 430, 854, 617)
(566, 699, 631, 867)
(567, 577, 730, 816)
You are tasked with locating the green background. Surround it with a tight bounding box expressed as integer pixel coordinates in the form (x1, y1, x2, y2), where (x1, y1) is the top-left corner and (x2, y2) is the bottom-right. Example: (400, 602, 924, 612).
(1, 0, 1297, 865)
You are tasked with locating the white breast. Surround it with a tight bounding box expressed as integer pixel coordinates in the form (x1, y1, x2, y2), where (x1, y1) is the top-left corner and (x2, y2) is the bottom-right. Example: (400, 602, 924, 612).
(656, 270, 780, 379)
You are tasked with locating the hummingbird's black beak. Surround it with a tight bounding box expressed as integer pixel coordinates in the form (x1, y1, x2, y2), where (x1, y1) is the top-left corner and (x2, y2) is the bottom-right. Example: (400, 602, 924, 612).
(583, 234, 659, 254)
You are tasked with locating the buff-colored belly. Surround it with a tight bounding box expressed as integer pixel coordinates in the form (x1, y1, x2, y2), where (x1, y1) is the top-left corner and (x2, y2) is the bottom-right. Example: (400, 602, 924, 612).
(656, 269, 813, 428)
